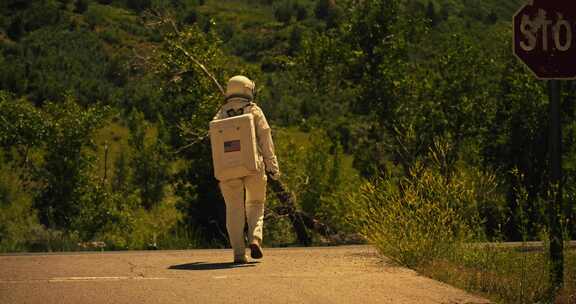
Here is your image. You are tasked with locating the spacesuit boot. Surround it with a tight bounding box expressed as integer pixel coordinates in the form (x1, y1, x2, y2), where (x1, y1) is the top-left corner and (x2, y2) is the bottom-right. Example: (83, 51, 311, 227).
(245, 171, 267, 259)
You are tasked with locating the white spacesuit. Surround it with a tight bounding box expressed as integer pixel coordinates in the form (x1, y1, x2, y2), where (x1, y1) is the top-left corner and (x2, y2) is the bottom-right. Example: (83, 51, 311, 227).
(211, 75, 280, 264)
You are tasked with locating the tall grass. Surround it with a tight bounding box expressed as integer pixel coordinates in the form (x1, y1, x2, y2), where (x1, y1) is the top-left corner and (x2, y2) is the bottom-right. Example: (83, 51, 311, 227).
(352, 154, 494, 267)
(429, 244, 554, 303)
(352, 142, 574, 303)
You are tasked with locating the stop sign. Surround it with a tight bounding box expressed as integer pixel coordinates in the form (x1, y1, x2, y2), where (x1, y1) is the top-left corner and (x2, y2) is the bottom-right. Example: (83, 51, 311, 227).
(513, 0, 576, 79)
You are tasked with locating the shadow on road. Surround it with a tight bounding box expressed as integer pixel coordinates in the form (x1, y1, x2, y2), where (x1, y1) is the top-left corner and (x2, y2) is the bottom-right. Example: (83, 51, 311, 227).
(168, 262, 259, 271)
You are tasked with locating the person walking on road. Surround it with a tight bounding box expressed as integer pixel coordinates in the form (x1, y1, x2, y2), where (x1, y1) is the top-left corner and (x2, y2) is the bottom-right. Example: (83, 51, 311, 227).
(211, 75, 280, 264)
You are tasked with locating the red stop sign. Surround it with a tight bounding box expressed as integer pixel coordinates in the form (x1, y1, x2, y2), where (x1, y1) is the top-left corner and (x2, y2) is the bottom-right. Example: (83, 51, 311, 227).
(513, 0, 576, 79)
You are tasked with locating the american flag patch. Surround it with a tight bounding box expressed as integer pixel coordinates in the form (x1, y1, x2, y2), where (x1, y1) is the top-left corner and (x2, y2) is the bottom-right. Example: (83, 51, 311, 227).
(224, 140, 241, 153)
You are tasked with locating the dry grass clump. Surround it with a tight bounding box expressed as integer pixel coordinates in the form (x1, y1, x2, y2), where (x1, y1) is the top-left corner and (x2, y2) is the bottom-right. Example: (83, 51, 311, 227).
(352, 159, 493, 267)
(351, 143, 575, 303)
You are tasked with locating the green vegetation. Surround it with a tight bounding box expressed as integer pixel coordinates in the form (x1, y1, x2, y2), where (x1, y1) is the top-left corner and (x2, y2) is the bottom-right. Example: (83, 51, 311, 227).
(1, 0, 575, 302)
(420, 247, 576, 304)
(352, 141, 574, 303)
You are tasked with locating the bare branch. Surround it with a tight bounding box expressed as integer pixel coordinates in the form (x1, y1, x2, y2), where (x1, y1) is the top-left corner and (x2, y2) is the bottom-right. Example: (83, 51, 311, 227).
(143, 8, 180, 34)
(173, 44, 226, 96)
(141, 8, 225, 96)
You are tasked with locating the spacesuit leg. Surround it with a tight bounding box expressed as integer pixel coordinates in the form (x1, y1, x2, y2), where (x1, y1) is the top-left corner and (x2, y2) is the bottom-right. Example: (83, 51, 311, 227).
(219, 178, 246, 258)
(244, 171, 267, 244)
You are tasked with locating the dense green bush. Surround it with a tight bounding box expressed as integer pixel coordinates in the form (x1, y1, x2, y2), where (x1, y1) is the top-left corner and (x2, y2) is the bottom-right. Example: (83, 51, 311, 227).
(126, 0, 151, 12)
(0, 158, 41, 252)
(4, 1, 63, 41)
(0, 92, 194, 251)
(274, 128, 363, 236)
(274, 0, 295, 23)
(18, 27, 115, 105)
(127, 110, 170, 210)
(353, 141, 505, 267)
(85, 188, 184, 250)
(229, 32, 276, 62)
(34, 97, 108, 230)
(75, 0, 89, 13)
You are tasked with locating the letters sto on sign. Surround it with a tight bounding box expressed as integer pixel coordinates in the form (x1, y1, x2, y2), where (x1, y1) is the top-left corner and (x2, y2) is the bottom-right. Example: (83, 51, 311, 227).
(513, 0, 576, 79)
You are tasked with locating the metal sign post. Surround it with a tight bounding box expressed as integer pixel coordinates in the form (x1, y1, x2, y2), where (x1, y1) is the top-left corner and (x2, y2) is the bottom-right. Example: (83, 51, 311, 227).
(548, 80, 563, 288)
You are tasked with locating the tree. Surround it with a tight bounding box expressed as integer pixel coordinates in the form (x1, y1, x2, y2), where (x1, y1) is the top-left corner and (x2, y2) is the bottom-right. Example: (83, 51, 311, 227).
(127, 0, 151, 12)
(74, 0, 89, 13)
(288, 24, 303, 55)
(482, 52, 549, 240)
(112, 149, 129, 193)
(314, 0, 341, 28)
(426, 1, 439, 27)
(20, 27, 114, 105)
(294, 2, 307, 21)
(314, 0, 334, 20)
(274, 0, 295, 24)
(6, 16, 24, 40)
(127, 110, 169, 210)
(34, 98, 108, 230)
(0, 92, 47, 152)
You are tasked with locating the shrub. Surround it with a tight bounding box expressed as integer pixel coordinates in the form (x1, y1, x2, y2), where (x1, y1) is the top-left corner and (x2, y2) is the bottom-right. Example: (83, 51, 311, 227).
(127, 110, 169, 210)
(34, 98, 108, 230)
(272, 128, 363, 239)
(92, 191, 183, 250)
(314, 0, 341, 27)
(352, 141, 504, 267)
(294, 2, 307, 21)
(0, 158, 42, 252)
(126, 0, 151, 12)
(75, 0, 89, 13)
(274, 1, 295, 24)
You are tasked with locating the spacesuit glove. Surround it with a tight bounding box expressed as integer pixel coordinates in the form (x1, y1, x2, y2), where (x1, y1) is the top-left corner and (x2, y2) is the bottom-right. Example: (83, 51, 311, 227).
(267, 171, 281, 181)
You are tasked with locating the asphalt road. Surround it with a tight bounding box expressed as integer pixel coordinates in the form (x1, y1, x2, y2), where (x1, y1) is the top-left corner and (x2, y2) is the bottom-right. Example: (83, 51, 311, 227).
(0, 245, 490, 304)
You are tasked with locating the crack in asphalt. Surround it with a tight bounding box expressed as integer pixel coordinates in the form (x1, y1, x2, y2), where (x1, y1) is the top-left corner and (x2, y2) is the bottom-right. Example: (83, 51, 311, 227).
(127, 260, 145, 278)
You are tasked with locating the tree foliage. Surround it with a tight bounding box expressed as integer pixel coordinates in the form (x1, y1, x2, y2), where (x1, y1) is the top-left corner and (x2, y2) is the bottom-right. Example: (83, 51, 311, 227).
(1, 0, 575, 253)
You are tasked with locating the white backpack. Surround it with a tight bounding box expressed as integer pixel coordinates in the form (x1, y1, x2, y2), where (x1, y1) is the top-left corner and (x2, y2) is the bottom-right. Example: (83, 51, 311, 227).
(209, 113, 260, 181)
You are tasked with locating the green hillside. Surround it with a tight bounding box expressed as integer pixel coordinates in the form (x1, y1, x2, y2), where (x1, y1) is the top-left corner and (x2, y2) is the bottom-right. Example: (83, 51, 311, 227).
(0, 0, 527, 110)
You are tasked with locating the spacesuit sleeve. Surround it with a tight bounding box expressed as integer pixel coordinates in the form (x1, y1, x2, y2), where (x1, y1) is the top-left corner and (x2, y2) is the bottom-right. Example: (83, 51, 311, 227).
(252, 106, 280, 175)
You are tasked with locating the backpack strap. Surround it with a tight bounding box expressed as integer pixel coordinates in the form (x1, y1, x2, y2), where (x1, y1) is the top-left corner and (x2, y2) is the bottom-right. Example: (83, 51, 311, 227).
(220, 101, 255, 118)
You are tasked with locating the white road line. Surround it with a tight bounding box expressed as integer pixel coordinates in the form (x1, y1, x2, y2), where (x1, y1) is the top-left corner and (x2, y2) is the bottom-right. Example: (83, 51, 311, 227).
(0, 276, 169, 284)
(212, 275, 228, 279)
(47, 276, 168, 282)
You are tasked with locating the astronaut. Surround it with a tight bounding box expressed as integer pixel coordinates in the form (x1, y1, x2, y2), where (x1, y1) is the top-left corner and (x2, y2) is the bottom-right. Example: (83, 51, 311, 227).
(213, 75, 280, 264)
